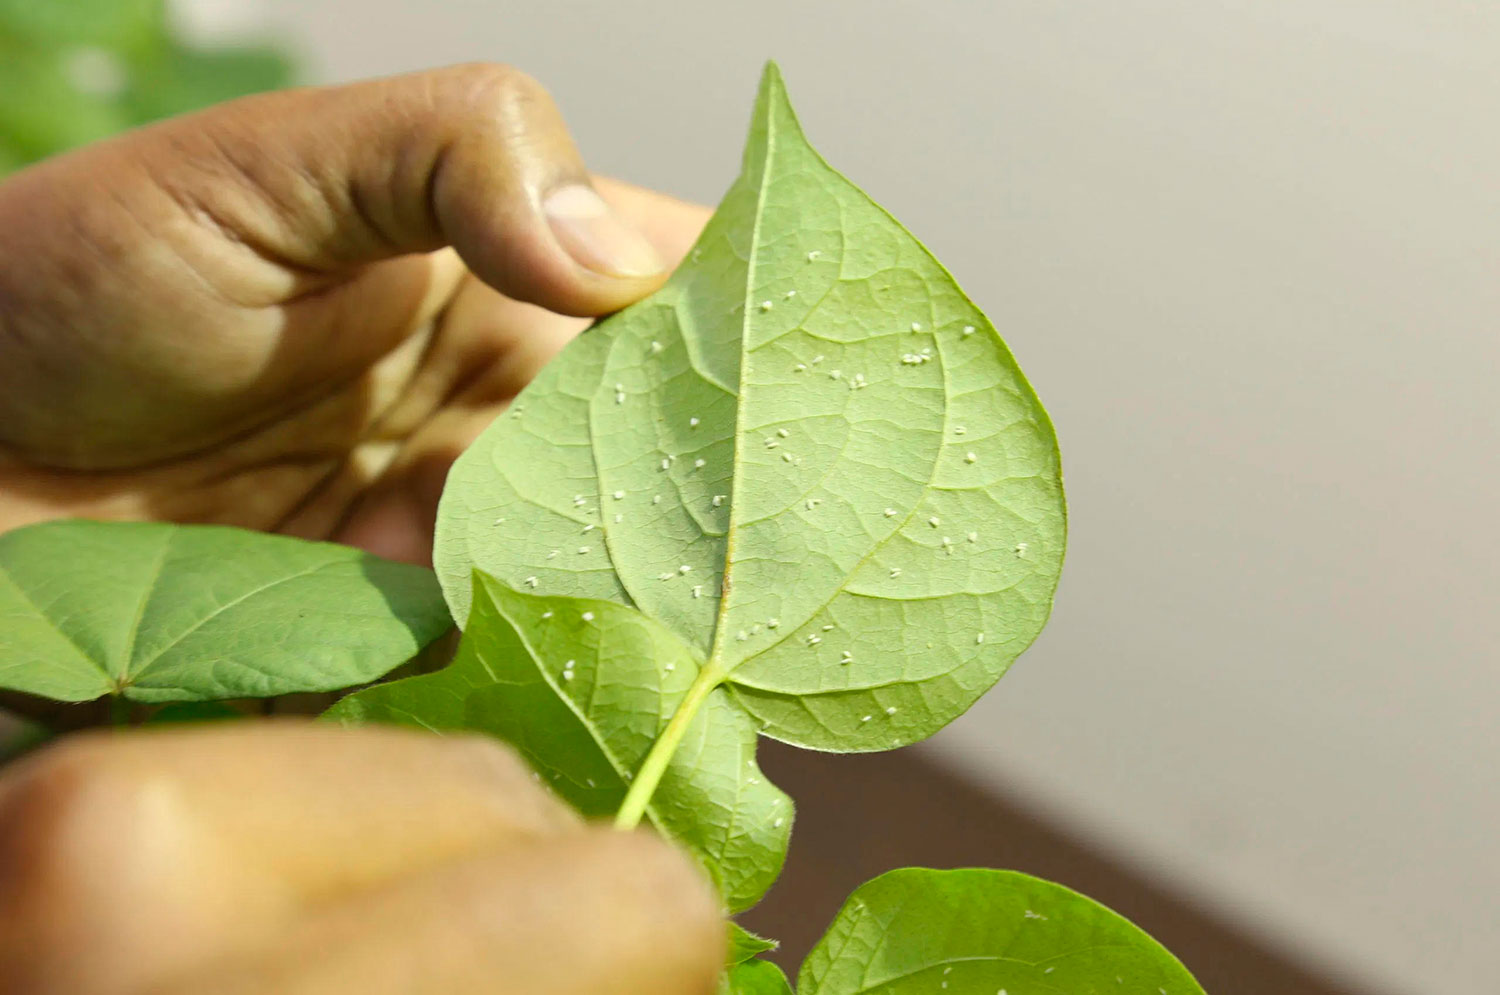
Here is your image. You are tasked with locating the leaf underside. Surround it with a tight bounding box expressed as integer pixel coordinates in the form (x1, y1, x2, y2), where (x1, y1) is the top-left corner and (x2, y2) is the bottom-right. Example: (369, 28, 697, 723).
(436, 62, 1063, 750)
(799, 868, 1206, 995)
(328, 574, 790, 913)
(0, 520, 452, 703)
(366, 62, 1065, 911)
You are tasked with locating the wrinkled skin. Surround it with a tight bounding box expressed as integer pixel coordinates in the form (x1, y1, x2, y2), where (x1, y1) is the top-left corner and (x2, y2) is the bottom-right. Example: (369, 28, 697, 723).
(0, 64, 722, 994)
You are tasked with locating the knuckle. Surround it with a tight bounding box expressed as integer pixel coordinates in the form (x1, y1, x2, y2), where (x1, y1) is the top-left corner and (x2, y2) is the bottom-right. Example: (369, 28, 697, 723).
(432, 62, 552, 123)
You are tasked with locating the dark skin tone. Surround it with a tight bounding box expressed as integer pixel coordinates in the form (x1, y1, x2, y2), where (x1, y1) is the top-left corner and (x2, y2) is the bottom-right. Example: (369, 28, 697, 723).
(0, 61, 710, 561)
(0, 64, 723, 993)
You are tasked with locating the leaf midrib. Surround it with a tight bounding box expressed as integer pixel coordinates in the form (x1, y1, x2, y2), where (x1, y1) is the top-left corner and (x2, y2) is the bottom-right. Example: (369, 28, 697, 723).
(118, 528, 174, 686)
(490, 584, 687, 838)
(709, 72, 780, 680)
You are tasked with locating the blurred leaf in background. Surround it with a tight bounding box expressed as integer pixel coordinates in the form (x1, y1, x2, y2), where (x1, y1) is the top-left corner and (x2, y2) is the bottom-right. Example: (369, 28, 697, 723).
(0, 0, 295, 172)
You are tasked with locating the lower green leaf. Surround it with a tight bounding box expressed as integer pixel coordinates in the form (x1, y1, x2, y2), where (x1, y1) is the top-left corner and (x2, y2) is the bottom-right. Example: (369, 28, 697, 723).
(0, 520, 452, 704)
(800, 868, 1205, 995)
(326, 571, 792, 912)
(728, 922, 779, 966)
(147, 701, 245, 725)
(726, 959, 795, 995)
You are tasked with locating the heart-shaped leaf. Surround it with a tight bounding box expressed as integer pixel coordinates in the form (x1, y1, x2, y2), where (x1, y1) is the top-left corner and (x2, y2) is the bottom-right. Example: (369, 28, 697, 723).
(374, 61, 1063, 910)
(800, 868, 1205, 995)
(437, 62, 1063, 749)
(327, 572, 791, 912)
(0, 520, 451, 703)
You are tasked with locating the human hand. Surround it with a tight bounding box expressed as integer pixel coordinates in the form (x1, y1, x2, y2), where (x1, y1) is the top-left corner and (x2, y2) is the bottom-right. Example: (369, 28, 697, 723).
(0, 64, 708, 562)
(0, 721, 723, 995)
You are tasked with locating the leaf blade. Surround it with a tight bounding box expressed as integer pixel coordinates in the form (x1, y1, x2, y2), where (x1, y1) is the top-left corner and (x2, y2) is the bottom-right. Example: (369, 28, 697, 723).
(727, 923, 779, 966)
(799, 868, 1205, 995)
(0, 520, 452, 703)
(434, 63, 1063, 753)
(426, 61, 1065, 912)
(725, 958, 795, 995)
(713, 66, 1064, 749)
(328, 573, 791, 911)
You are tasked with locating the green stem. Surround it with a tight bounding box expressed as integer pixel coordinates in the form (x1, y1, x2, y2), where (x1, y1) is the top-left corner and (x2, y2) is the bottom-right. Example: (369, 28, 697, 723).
(614, 665, 724, 830)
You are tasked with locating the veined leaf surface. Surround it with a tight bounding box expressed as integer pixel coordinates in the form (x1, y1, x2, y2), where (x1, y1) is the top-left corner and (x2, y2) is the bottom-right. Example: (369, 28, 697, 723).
(436, 62, 1064, 752)
(379, 62, 1063, 910)
(0, 520, 451, 703)
(800, 869, 1206, 995)
(327, 573, 791, 912)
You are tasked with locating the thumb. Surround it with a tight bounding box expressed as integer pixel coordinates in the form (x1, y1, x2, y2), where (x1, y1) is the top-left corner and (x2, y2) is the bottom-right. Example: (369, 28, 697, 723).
(137, 63, 669, 318)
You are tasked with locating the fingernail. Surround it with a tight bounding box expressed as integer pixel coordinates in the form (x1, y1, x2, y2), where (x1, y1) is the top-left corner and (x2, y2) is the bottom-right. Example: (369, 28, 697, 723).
(543, 184, 665, 278)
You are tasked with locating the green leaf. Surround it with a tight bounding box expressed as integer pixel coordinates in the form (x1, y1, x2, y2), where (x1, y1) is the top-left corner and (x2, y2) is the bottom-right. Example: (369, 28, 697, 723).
(728, 922, 780, 966)
(326, 573, 790, 912)
(0, 0, 161, 51)
(799, 868, 1205, 995)
(375, 61, 1062, 912)
(0, 46, 133, 161)
(434, 61, 1064, 753)
(0, 140, 22, 176)
(147, 701, 245, 725)
(121, 44, 295, 124)
(726, 959, 795, 995)
(0, 520, 452, 704)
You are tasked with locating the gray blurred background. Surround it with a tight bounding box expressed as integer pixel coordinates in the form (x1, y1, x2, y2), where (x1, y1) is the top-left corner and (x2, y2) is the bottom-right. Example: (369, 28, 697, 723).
(78, 1, 1500, 991)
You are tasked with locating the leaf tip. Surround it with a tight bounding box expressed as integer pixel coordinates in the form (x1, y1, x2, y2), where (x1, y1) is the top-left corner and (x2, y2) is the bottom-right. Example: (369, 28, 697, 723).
(757, 59, 785, 93)
(745, 59, 806, 164)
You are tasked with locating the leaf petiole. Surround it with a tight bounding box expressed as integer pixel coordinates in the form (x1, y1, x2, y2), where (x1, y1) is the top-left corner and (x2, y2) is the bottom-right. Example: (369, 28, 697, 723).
(614, 663, 725, 829)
